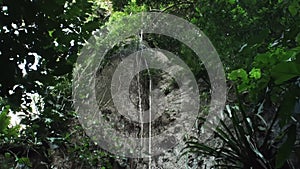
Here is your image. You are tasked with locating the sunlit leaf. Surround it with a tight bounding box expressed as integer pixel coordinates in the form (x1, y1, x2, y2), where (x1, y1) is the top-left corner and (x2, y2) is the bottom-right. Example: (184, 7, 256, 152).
(249, 68, 261, 79)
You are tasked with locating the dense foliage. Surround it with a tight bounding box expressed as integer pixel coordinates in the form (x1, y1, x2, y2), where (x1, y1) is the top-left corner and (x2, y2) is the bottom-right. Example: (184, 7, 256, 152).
(0, 0, 299, 168)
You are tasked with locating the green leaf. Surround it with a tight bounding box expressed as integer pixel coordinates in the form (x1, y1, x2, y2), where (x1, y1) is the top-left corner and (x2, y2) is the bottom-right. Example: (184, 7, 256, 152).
(249, 68, 261, 79)
(18, 157, 32, 167)
(0, 108, 10, 132)
(228, 69, 249, 82)
(296, 33, 300, 45)
(275, 125, 297, 169)
(288, 2, 298, 16)
(271, 62, 300, 84)
(278, 50, 297, 61)
(254, 53, 273, 65)
(237, 83, 249, 92)
(48, 30, 55, 37)
(228, 0, 236, 4)
(4, 152, 11, 158)
(278, 90, 299, 127)
(228, 69, 252, 92)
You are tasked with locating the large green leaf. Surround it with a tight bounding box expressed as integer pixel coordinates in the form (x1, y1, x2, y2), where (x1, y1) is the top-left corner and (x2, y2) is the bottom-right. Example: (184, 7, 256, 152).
(271, 62, 300, 84)
(288, 1, 299, 16)
(278, 89, 299, 127)
(275, 125, 297, 169)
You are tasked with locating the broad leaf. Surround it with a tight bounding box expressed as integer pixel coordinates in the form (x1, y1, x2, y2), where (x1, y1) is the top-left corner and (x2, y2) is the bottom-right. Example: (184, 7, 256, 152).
(278, 89, 299, 127)
(271, 62, 300, 84)
(288, 1, 299, 16)
(275, 125, 297, 169)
